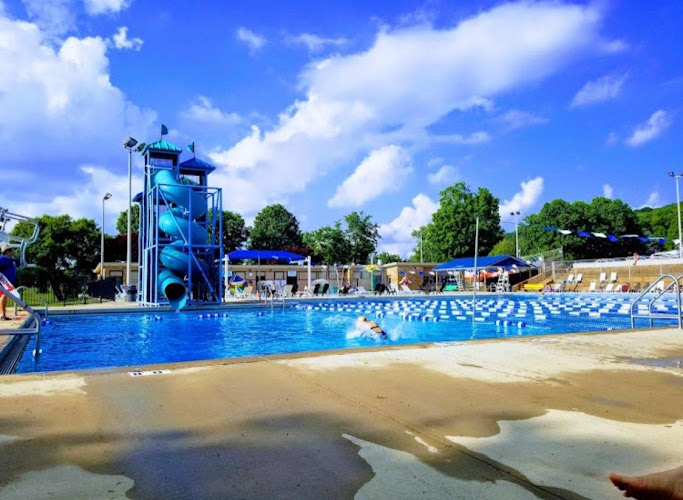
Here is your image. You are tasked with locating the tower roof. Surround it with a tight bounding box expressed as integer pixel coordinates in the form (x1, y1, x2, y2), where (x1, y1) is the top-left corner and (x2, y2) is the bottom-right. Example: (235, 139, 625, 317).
(140, 140, 182, 155)
(179, 156, 216, 174)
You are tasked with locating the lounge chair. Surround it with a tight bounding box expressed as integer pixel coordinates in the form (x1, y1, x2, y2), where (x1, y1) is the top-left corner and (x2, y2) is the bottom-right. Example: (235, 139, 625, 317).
(401, 284, 423, 295)
(553, 283, 564, 292)
(604, 283, 614, 293)
(599, 272, 607, 284)
(610, 272, 618, 283)
(320, 283, 329, 296)
(307, 283, 320, 296)
(355, 286, 374, 296)
(565, 273, 575, 284)
(587, 281, 597, 293)
(630, 282, 641, 293)
(572, 273, 583, 291)
(282, 284, 293, 297)
(237, 286, 253, 299)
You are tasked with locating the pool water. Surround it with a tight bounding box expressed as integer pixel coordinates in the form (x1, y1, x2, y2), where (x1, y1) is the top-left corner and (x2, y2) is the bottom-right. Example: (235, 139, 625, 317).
(15, 295, 676, 373)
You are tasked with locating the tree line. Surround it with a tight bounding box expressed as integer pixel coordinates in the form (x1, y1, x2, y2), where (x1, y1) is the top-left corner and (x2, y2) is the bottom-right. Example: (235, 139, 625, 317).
(10, 181, 679, 298)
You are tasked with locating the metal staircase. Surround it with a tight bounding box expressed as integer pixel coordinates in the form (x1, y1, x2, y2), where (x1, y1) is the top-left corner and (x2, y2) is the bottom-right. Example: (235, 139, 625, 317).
(629, 274, 682, 329)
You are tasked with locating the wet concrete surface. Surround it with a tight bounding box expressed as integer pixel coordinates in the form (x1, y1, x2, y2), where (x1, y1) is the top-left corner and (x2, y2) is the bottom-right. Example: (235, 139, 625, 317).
(0, 329, 680, 499)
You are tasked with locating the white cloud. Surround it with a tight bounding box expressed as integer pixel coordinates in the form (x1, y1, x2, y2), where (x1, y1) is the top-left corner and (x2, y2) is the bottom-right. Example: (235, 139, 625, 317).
(236, 27, 266, 53)
(499, 177, 544, 216)
(625, 110, 672, 147)
(111, 26, 143, 51)
(0, 165, 142, 233)
(0, 12, 157, 197)
(286, 33, 347, 53)
(209, 2, 611, 216)
(602, 184, 614, 199)
(328, 145, 412, 208)
(180, 96, 242, 125)
(21, 0, 74, 37)
(83, 0, 131, 15)
(497, 109, 548, 130)
(427, 165, 459, 185)
(571, 73, 627, 108)
(379, 194, 439, 257)
(640, 190, 661, 209)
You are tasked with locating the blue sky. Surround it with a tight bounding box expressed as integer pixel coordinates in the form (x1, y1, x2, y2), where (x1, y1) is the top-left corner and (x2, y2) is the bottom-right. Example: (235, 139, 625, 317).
(0, 0, 681, 255)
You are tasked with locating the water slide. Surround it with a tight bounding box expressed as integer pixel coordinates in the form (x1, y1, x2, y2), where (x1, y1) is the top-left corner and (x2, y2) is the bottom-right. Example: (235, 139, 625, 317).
(153, 169, 208, 310)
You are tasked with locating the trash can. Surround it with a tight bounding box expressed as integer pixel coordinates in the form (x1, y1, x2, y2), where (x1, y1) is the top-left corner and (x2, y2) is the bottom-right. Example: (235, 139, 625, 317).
(123, 285, 138, 302)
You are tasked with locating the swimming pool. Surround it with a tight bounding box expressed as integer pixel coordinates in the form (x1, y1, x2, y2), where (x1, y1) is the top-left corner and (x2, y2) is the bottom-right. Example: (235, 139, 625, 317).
(15, 294, 676, 373)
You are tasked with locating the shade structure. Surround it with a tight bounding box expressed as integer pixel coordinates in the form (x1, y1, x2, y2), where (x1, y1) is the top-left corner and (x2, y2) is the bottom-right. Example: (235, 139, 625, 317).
(227, 250, 305, 262)
(434, 254, 531, 271)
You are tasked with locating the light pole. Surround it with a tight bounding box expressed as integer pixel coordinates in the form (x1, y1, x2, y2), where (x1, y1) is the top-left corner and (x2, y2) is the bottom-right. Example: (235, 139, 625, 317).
(123, 137, 138, 286)
(100, 193, 113, 301)
(420, 229, 424, 263)
(668, 172, 683, 259)
(510, 210, 521, 258)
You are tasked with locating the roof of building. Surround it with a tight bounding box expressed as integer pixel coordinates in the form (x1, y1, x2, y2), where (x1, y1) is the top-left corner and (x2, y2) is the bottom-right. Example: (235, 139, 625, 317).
(434, 254, 531, 271)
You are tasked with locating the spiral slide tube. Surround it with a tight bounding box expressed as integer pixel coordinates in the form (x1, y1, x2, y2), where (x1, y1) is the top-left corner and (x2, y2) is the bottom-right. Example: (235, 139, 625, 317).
(153, 169, 208, 310)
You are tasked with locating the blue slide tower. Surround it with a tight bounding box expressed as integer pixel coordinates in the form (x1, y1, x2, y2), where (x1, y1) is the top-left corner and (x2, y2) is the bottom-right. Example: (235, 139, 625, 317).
(137, 140, 223, 309)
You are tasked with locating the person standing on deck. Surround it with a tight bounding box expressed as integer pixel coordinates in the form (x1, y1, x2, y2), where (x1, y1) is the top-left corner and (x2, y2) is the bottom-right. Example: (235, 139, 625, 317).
(0, 244, 17, 320)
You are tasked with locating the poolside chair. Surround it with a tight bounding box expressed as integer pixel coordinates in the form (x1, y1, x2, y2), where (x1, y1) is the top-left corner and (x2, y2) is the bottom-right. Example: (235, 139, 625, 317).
(587, 281, 597, 293)
(355, 285, 374, 296)
(599, 272, 607, 284)
(604, 283, 614, 293)
(282, 284, 293, 297)
(631, 282, 641, 293)
(610, 272, 618, 283)
(572, 273, 583, 291)
(401, 284, 423, 295)
(388, 283, 400, 295)
(565, 273, 575, 284)
(553, 283, 564, 292)
(320, 283, 329, 296)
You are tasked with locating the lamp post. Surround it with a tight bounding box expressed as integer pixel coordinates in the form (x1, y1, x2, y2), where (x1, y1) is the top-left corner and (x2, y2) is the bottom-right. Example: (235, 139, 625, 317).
(420, 229, 424, 263)
(510, 210, 521, 258)
(123, 137, 138, 286)
(668, 172, 683, 259)
(100, 193, 113, 302)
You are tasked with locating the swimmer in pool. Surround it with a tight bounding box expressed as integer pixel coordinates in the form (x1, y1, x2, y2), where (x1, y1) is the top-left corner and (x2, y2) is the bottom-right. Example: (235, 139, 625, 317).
(357, 316, 388, 339)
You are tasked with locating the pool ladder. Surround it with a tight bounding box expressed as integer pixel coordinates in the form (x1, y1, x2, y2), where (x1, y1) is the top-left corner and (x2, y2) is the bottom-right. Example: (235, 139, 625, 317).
(629, 274, 683, 329)
(0, 282, 42, 360)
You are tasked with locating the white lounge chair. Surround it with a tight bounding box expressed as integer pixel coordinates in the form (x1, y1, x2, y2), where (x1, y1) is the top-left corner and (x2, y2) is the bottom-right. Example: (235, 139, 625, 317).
(575, 273, 583, 283)
(565, 274, 575, 284)
(604, 283, 614, 293)
(587, 281, 597, 293)
(553, 283, 564, 292)
(282, 284, 293, 297)
(401, 284, 423, 295)
(610, 272, 618, 283)
(355, 286, 374, 296)
(599, 272, 607, 284)
(389, 283, 400, 295)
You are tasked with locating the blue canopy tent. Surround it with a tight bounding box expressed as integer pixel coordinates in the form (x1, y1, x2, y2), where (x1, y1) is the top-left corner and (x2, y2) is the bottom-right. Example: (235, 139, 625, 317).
(224, 250, 306, 294)
(434, 254, 533, 291)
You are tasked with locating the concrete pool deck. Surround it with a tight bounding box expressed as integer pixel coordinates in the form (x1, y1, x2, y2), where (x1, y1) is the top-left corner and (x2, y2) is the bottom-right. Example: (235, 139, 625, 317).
(0, 328, 681, 499)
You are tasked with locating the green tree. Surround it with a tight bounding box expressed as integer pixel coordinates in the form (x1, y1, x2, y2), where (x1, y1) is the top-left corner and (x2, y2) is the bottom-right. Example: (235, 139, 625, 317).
(489, 234, 516, 256)
(208, 209, 248, 253)
(12, 215, 100, 300)
(303, 223, 350, 264)
(248, 204, 302, 250)
(116, 204, 140, 235)
(344, 211, 379, 264)
(523, 197, 645, 260)
(636, 204, 678, 251)
(376, 252, 402, 264)
(415, 182, 503, 261)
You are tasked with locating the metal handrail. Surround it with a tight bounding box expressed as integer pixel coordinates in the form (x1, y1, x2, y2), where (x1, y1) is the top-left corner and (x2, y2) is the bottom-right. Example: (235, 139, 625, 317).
(0, 282, 42, 357)
(630, 274, 682, 329)
(13, 286, 48, 320)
